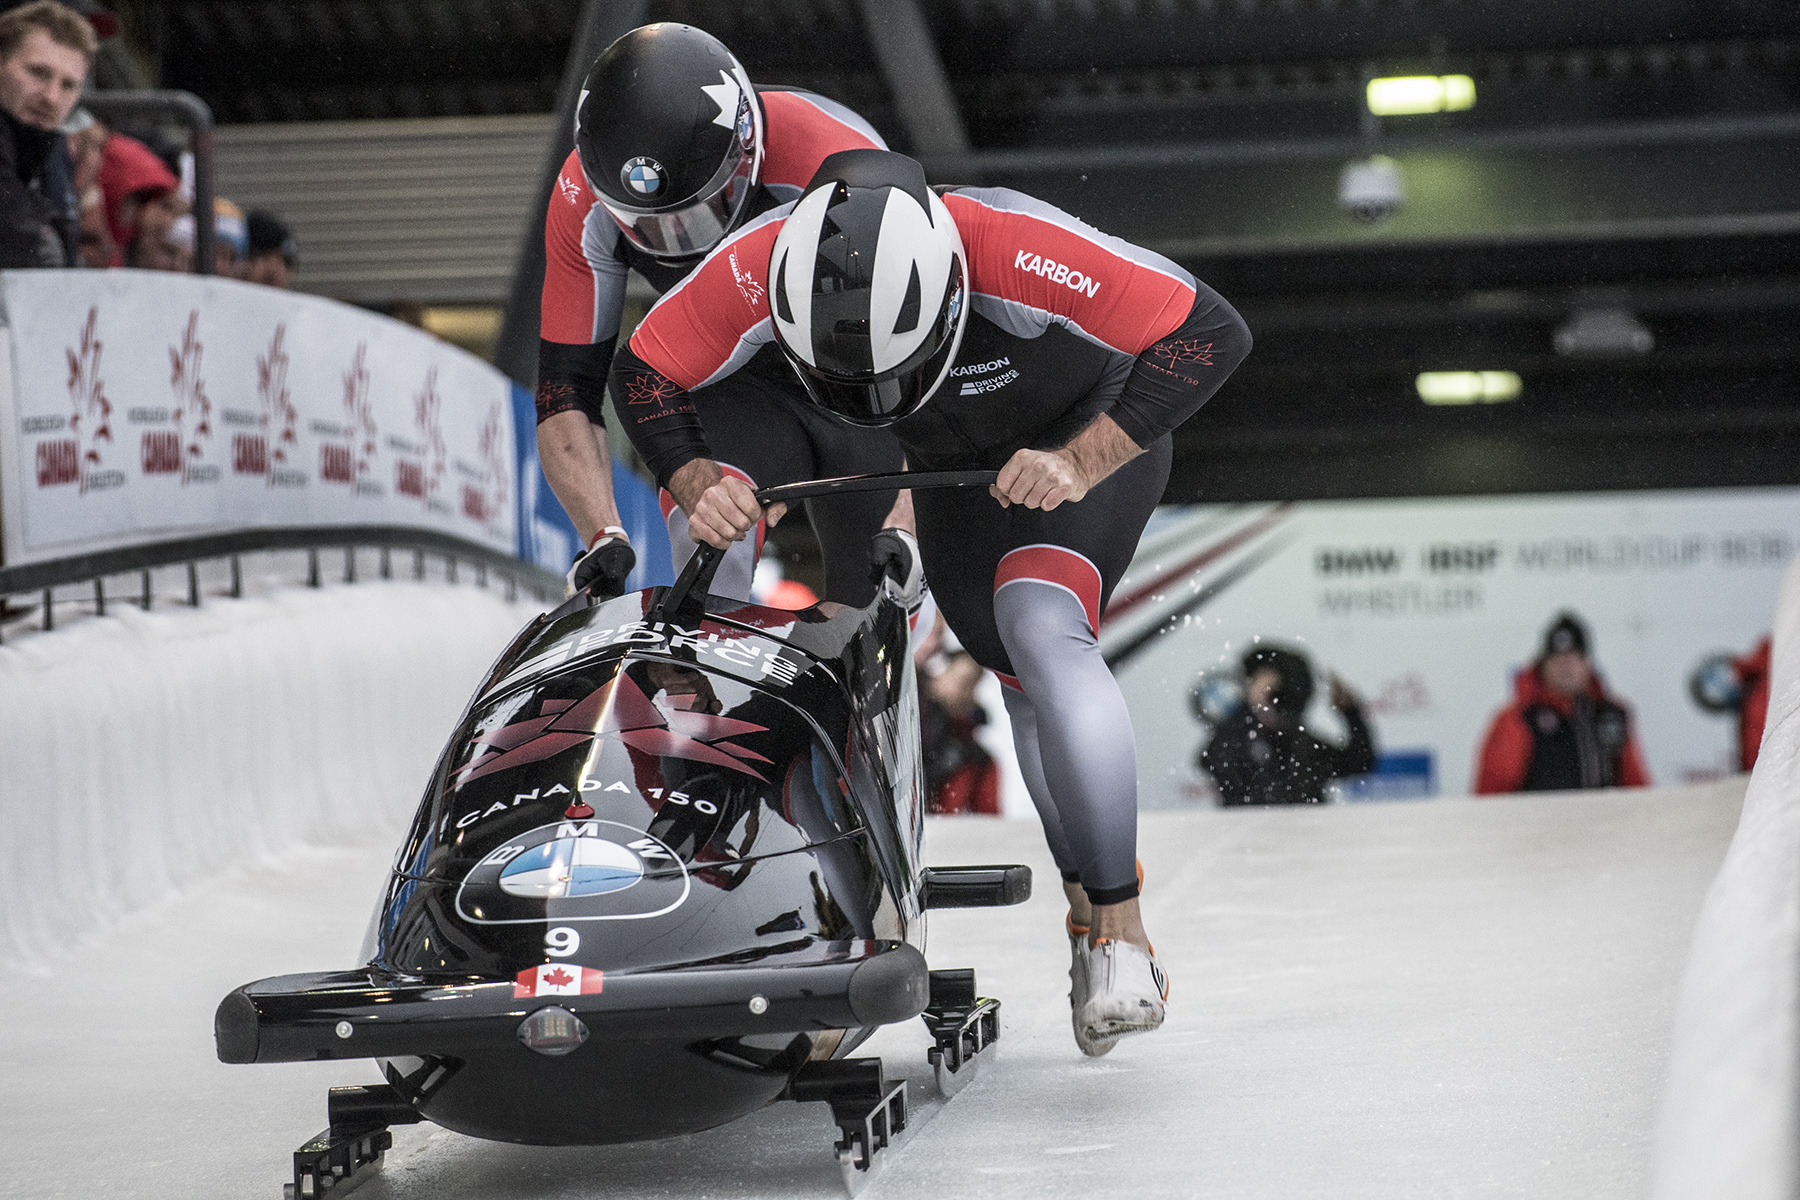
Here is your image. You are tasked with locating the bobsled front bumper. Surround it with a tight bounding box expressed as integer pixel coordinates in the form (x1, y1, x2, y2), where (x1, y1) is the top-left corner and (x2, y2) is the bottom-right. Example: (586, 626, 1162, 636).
(215, 940, 929, 1065)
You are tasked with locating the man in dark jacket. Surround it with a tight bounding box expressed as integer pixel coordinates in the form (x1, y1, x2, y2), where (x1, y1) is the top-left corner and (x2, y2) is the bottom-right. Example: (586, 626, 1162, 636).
(1473, 612, 1651, 794)
(0, 1, 95, 267)
(1202, 644, 1376, 805)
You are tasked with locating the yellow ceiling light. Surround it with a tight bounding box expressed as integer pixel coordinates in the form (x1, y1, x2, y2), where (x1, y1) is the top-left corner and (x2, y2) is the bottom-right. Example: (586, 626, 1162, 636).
(1416, 371, 1521, 405)
(1367, 75, 1477, 116)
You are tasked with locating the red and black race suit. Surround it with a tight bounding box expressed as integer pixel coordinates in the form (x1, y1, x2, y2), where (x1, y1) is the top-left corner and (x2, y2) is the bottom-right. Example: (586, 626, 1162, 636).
(611, 186, 1251, 482)
(609, 185, 1251, 677)
(534, 86, 887, 425)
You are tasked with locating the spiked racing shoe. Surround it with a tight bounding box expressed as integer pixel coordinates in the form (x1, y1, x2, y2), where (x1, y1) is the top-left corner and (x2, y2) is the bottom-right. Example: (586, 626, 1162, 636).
(1066, 913, 1114, 1058)
(1074, 938, 1168, 1052)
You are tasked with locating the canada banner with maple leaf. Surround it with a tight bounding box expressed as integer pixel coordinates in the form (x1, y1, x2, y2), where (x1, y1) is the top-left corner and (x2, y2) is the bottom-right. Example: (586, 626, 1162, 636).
(0, 271, 516, 566)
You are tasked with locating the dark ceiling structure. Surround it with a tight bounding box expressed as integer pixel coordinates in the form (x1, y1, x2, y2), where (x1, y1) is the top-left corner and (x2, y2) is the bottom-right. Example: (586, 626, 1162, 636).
(123, 0, 1800, 502)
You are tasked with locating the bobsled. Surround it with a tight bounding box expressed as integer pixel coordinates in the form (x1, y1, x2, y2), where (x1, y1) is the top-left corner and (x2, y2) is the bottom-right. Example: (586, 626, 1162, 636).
(215, 471, 1031, 1198)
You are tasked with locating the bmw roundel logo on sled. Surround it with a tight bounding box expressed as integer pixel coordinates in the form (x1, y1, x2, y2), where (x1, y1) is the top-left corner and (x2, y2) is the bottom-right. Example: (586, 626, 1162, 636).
(621, 156, 664, 198)
(456, 818, 689, 924)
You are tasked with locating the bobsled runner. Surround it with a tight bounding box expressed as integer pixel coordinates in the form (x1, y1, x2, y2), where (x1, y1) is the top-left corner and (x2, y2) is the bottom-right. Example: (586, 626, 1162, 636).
(214, 470, 1031, 1198)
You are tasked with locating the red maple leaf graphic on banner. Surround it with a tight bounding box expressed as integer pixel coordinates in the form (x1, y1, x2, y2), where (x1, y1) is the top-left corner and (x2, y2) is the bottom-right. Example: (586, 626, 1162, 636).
(451, 674, 772, 788)
(625, 374, 682, 406)
(414, 367, 447, 497)
(1152, 340, 1215, 367)
(66, 306, 112, 490)
(542, 967, 573, 988)
(342, 342, 378, 475)
(168, 310, 213, 480)
(256, 324, 298, 468)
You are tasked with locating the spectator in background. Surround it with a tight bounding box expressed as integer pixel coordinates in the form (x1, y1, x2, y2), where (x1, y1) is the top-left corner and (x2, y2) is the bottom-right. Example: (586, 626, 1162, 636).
(1474, 612, 1650, 794)
(165, 195, 247, 275)
(0, 0, 94, 267)
(96, 126, 180, 266)
(62, 105, 110, 264)
(921, 650, 1002, 815)
(1733, 636, 1772, 772)
(1201, 643, 1375, 805)
(243, 208, 296, 288)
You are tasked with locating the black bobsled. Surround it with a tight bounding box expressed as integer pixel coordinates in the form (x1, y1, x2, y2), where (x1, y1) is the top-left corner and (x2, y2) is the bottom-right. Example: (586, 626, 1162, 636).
(215, 471, 1031, 1198)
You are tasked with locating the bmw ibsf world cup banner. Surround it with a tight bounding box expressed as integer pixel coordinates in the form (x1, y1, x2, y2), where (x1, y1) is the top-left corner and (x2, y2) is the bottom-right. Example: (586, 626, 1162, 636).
(1102, 488, 1800, 806)
(0, 270, 516, 566)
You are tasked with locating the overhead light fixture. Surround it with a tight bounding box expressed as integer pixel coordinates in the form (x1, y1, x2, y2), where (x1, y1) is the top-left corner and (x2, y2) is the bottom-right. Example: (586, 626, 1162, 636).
(1554, 308, 1653, 357)
(1416, 371, 1521, 405)
(1367, 75, 1476, 116)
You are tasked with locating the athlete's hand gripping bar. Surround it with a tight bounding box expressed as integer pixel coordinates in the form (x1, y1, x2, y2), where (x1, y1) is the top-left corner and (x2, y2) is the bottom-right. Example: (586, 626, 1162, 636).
(658, 469, 998, 620)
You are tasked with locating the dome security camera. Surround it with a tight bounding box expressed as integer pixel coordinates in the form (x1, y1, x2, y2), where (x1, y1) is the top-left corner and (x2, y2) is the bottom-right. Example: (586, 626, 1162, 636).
(1338, 155, 1405, 224)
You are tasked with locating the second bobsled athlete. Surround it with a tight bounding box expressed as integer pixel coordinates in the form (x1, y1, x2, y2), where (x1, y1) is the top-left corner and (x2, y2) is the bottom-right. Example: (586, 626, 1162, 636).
(535, 22, 912, 602)
(612, 148, 1252, 1054)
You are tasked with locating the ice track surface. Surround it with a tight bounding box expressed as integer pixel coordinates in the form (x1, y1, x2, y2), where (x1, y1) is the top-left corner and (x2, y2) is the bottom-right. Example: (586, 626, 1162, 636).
(0, 775, 1740, 1198)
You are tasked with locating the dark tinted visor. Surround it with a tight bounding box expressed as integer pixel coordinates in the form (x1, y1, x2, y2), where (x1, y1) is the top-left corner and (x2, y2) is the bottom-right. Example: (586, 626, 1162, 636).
(598, 100, 757, 258)
(782, 309, 961, 428)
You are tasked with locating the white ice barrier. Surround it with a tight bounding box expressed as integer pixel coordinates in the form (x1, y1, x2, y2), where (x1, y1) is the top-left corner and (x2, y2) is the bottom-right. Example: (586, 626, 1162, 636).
(1653, 553, 1800, 1199)
(0, 580, 536, 972)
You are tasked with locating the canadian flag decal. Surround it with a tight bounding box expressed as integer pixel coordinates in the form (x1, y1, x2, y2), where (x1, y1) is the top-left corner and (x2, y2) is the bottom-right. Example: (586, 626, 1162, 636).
(514, 963, 605, 998)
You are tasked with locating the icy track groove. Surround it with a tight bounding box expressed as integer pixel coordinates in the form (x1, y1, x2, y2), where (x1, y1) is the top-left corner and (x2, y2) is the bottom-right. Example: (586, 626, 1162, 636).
(0, 776, 1741, 1198)
(0, 577, 542, 970)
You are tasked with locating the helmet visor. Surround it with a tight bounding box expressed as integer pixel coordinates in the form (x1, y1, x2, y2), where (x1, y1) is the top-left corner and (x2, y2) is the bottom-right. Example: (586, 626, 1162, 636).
(598, 105, 757, 258)
(782, 296, 964, 428)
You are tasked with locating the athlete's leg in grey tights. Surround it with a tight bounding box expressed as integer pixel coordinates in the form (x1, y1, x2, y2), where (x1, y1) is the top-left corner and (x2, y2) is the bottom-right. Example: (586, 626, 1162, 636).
(992, 579, 1140, 902)
(999, 685, 1078, 877)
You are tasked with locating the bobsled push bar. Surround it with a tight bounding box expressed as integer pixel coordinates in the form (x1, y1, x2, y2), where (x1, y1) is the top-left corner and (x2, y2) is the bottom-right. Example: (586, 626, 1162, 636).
(920, 865, 1032, 909)
(654, 469, 999, 622)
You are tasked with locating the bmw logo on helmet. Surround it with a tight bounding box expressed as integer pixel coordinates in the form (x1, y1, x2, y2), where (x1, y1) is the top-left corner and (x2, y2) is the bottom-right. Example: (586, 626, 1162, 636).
(736, 102, 755, 150)
(621, 156, 665, 198)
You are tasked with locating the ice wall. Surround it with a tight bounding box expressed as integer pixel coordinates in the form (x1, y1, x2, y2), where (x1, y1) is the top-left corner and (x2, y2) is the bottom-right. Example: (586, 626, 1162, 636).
(1653, 552, 1800, 1199)
(0, 581, 541, 971)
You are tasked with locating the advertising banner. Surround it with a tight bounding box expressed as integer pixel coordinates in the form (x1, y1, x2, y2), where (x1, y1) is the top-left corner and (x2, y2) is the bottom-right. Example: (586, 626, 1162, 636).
(1104, 489, 1800, 807)
(0, 270, 515, 565)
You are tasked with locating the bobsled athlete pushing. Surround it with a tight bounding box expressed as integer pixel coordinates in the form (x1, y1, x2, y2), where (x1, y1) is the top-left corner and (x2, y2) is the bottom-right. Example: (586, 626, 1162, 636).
(216, 469, 1029, 1198)
(617, 148, 1251, 1055)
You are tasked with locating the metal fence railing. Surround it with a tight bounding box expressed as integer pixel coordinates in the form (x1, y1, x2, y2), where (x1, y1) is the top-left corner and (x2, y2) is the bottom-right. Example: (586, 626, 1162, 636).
(0, 526, 562, 643)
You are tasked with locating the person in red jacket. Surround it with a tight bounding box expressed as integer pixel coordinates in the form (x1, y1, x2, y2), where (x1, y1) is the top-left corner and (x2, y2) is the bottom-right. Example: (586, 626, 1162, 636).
(1473, 612, 1651, 794)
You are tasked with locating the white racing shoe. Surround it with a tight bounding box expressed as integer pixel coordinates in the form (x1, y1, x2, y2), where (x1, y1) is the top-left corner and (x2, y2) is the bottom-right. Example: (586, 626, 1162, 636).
(1066, 916, 1111, 1057)
(1073, 938, 1168, 1054)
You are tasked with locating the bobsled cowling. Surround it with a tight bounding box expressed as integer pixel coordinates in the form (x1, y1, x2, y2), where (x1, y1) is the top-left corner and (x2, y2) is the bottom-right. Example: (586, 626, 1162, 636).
(366, 586, 924, 983)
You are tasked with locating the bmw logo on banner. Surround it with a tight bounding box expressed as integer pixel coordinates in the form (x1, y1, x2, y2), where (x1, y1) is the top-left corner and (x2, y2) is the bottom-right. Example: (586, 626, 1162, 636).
(456, 819, 689, 924)
(621, 156, 664, 198)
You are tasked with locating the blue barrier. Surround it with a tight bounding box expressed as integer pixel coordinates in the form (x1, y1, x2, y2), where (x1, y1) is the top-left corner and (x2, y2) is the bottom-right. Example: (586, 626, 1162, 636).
(508, 384, 673, 592)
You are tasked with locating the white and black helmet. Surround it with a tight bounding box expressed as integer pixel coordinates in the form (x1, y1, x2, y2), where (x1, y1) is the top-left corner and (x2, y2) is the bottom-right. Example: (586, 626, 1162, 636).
(575, 24, 764, 259)
(768, 150, 968, 427)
